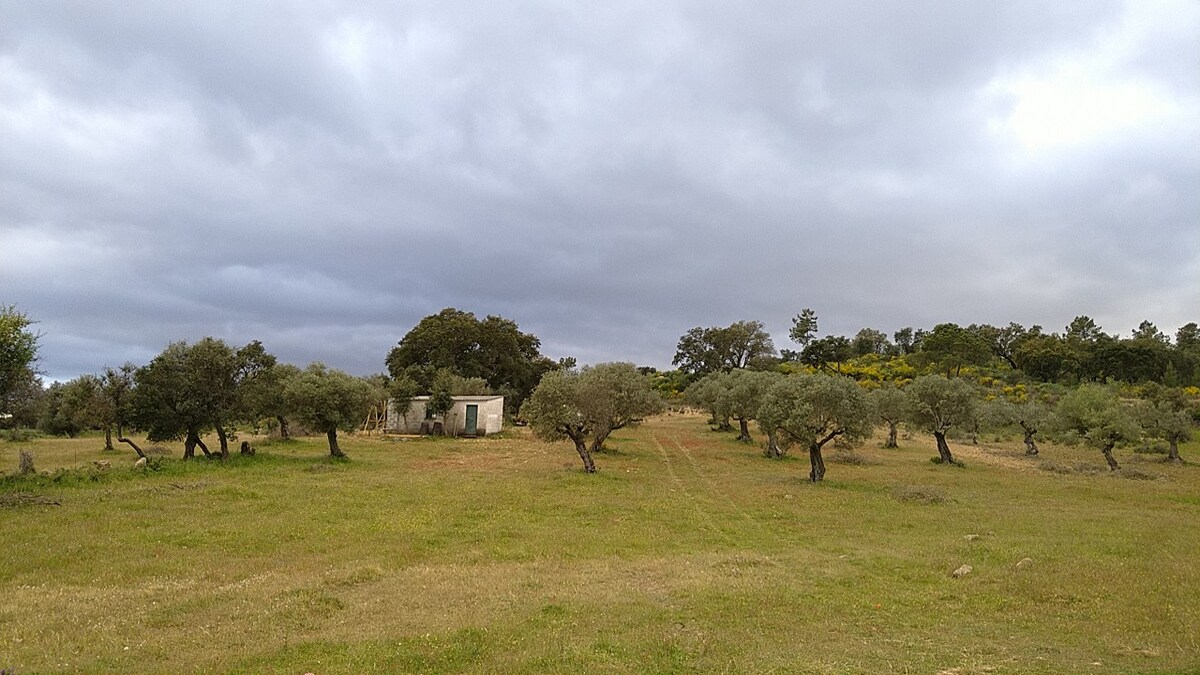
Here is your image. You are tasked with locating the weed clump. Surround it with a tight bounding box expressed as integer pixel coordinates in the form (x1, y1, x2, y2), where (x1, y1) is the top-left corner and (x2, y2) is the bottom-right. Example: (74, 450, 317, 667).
(830, 449, 873, 465)
(18, 450, 35, 475)
(929, 456, 966, 468)
(891, 484, 949, 504)
(1115, 466, 1162, 481)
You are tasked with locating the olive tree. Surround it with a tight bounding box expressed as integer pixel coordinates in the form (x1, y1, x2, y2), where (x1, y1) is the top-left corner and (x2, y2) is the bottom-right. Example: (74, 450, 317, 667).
(685, 374, 731, 431)
(128, 339, 275, 459)
(1136, 398, 1192, 463)
(39, 375, 105, 438)
(521, 363, 661, 473)
(870, 383, 909, 448)
(906, 374, 978, 465)
(1054, 384, 1140, 470)
(757, 374, 874, 482)
(981, 397, 1051, 456)
(101, 364, 141, 457)
(718, 369, 780, 443)
(128, 342, 219, 459)
(283, 363, 374, 457)
(1, 305, 40, 417)
(583, 362, 663, 453)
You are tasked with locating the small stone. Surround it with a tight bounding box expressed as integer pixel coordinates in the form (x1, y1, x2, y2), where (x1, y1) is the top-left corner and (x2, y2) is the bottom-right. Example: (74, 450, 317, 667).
(951, 564, 973, 578)
(134, 457, 148, 469)
(964, 534, 980, 541)
(93, 460, 111, 470)
(1016, 557, 1033, 569)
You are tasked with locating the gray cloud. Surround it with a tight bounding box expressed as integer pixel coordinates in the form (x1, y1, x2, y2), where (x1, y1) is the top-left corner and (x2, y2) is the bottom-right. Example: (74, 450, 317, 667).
(2, 1, 1197, 381)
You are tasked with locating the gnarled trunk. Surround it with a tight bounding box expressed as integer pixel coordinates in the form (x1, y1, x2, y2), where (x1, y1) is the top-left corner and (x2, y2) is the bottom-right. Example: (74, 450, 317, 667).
(276, 415, 290, 440)
(1167, 439, 1181, 463)
(216, 424, 230, 459)
(1021, 425, 1039, 455)
(103, 427, 114, 451)
(183, 430, 212, 459)
(934, 431, 955, 464)
(737, 417, 752, 443)
(1101, 442, 1120, 471)
(884, 421, 898, 449)
(808, 443, 826, 482)
(327, 429, 346, 458)
(590, 426, 613, 455)
(573, 437, 596, 473)
(117, 434, 147, 460)
(764, 431, 784, 458)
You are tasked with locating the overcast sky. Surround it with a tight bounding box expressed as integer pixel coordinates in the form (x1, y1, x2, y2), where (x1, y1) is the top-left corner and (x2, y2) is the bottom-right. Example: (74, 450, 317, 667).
(2, 1, 1198, 381)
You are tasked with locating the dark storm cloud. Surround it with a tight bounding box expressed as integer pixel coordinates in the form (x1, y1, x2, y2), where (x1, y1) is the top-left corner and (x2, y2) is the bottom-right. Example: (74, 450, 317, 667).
(2, 1, 1196, 380)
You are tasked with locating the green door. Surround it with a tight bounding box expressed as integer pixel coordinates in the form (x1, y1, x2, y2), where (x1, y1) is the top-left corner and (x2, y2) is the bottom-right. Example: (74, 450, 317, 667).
(465, 404, 479, 436)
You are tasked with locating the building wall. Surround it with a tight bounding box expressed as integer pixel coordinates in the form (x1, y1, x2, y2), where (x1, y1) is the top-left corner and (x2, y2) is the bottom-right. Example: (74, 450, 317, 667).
(385, 396, 504, 436)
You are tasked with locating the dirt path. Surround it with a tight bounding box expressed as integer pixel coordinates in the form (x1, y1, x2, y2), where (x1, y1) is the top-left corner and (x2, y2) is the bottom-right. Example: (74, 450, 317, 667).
(650, 429, 761, 546)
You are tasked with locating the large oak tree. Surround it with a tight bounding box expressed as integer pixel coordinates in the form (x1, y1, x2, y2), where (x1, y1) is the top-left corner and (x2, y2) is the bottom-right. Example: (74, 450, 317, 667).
(385, 308, 557, 411)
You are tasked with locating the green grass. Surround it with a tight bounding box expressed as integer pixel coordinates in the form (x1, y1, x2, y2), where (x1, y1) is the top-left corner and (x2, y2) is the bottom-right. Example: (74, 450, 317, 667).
(2, 417, 1199, 673)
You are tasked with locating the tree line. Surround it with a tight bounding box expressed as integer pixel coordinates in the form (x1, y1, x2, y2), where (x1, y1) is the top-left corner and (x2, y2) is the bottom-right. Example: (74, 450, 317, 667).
(665, 311, 1197, 481)
(0, 306, 568, 460)
(2, 304, 1197, 477)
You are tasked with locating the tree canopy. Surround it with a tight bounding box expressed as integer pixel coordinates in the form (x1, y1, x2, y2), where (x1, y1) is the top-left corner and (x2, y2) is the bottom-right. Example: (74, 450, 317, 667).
(1, 305, 40, 417)
(127, 338, 276, 459)
(385, 308, 557, 410)
(905, 374, 978, 465)
(1054, 383, 1141, 470)
(673, 320, 775, 377)
(521, 363, 661, 473)
(757, 373, 874, 481)
(283, 363, 374, 457)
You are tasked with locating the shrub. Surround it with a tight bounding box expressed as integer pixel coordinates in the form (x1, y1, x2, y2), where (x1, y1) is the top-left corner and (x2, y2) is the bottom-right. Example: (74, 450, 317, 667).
(1133, 443, 1168, 455)
(17, 450, 34, 475)
(830, 449, 872, 465)
(4, 428, 40, 442)
(1115, 466, 1162, 481)
(929, 456, 966, 468)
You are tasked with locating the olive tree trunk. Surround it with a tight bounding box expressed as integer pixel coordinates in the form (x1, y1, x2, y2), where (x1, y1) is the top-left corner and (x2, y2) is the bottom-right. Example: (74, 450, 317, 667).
(573, 437, 597, 473)
(934, 431, 955, 464)
(1021, 425, 1039, 456)
(327, 429, 346, 458)
(216, 424, 230, 458)
(763, 431, 784, 458)
(1101, 442, 1120, 471)
(117, 434, 147, 460)
(808, 443, 827, 482)
(276, 415, 290, 440)
(1167, 439, 1181, 462)
(884, 421, 898, 449)
(737, 417, 752, 443)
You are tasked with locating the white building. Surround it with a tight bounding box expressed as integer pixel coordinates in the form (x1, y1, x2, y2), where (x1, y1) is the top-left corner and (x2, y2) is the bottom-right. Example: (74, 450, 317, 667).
(385, 395, 504, 436)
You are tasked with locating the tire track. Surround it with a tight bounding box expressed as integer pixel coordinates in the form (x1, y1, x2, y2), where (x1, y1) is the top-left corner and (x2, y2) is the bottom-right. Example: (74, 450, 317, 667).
(651, 431, 762, 546)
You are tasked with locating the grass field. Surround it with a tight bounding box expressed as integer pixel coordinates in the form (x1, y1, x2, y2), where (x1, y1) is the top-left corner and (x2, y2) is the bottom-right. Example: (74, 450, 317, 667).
(2, 415, 1199, 674)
